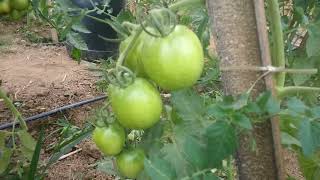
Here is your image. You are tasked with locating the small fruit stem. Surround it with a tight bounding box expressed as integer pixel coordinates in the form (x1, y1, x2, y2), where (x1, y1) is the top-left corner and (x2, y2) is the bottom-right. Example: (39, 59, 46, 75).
(277, 86, 320, 99)
(0, 87, 28, 130)
(116, 27, 143, 68)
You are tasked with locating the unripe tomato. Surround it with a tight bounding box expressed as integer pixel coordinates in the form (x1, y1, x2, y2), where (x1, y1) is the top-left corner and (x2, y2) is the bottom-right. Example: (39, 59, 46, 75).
(92, 123, 126, 156)
(141, 25, 204, 90)
(109, 78, 162, 130)
(116, 148, 145, 179)
(119, 32, 146, 77)
(10, 0, 29, 11)
(0, 0, 11, 14)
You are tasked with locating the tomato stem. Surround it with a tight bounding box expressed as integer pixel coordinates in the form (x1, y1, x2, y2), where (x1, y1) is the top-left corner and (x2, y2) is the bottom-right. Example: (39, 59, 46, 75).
(277, 86, 320, 99)
(116, 27, 143, 68)
(267, 0, 286, 87)
(0, 87, 28, 130)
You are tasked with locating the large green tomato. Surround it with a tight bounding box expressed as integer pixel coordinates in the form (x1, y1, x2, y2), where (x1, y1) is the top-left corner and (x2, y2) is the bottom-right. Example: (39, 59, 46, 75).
(109, 78, 162, 130)
(119, 32, 146, 77)
(92, 123, 126, 156)
(0, 0, 11, 14)
(141, 25, 204, 90)
(10, 0, 29, 11)
(116, 148, 145, 179)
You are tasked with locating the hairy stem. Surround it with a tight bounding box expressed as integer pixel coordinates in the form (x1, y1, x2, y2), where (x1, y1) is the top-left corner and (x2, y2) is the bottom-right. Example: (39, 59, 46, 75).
(268, 0, 286, 87)
(116, 27, 143, 67)
(277, 86, 320, 99)
(0, 88, 28, 130)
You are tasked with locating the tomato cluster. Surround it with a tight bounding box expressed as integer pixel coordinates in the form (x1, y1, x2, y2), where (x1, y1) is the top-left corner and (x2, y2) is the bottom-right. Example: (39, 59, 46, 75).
(92, 24, 203, 179)
(0, 0, 29, 19)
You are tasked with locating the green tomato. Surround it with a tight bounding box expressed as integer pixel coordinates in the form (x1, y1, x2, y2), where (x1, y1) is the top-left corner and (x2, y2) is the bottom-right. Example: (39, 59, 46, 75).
(92, 123, 126, 156)
(119, 31, 146, 77)
(116, 148, 145, 179)
(10, 0, 29, 11)
(109, 78, 162, 130)
(141, 25, 204, 90)
(0, 0, 11, 14)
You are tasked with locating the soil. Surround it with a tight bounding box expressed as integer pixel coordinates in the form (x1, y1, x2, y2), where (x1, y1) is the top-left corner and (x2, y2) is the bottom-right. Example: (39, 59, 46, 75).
(0, 20, 113, 179)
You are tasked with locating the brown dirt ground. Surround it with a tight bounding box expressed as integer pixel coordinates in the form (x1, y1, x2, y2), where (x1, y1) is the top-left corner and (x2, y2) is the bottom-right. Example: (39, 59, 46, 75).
(0, 20, 306, 180)
(0, 20, 113, 179)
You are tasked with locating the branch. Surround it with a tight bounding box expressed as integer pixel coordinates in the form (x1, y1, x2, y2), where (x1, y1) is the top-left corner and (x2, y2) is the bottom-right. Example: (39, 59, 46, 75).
(277, 86, 320, 99)
(0, 87, 28, 130)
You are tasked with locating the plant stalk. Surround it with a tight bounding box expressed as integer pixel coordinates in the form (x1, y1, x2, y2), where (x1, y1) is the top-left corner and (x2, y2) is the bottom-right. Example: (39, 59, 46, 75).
(116, 27, 143, 67)
(268, 0, 286, 87)
(0, 88, 28, 130)
(277, 86, 320, 99)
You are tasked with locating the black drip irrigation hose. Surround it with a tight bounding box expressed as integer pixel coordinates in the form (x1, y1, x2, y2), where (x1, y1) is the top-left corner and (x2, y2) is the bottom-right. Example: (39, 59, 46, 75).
(0, 95, 107, 130)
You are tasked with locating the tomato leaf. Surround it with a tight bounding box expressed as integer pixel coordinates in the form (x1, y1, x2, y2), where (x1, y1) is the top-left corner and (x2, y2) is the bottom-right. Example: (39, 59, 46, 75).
(298, 152, 320, 180)
(96, 157, 118, 176)
(144, 157, 177, 180)
(17, 130, 36, 161)
(171, 89, 205, 121)
(299, 119, 320, 156)
(307, 24, 320, 57)
(287, 97, 309, 115)
(205, 121, 237, 168)
(232, 113, 253, 130)
(291, 56, 314, 86)
(0, 131, 12, 174)
(182, 136, 208, 169)
(281, 132, 301, 147)
(256, 91, 280, 115)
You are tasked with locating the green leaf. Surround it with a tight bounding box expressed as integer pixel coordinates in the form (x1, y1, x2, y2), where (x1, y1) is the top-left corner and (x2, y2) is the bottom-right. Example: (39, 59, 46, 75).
(161, 142, 192, 178)
(171, 89, 205, 121)
(144, 157, 177, 180)
(183, 136, 208, 169)
(203, 173, 219, 180)
(287, 97, 308, 115)
(71, 48, 82, 62)
(206, 103, 227, 120)
(232, 113, 253, 130)
(96, 158, 117, 176)
(0, 131, 12, 174)
(281, 132, 301, 147)
(307, 24, 320, 57)
(291, 56, 314, 85)
(66, 32, 88, 50)
(45, 126, 93, 169)
(28, 128, 45, 180)
(298, 152, 320, 180)
(71, 23, 91, 34)
(205, 121, 237, 168)
(298, 119, 320, 156)
(256, 91, 280, 115)
(17, 130, 36, 161)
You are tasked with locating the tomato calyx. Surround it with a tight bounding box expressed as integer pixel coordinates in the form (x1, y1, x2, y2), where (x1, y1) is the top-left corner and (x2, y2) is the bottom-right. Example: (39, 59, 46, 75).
(139, 7, 177, 38)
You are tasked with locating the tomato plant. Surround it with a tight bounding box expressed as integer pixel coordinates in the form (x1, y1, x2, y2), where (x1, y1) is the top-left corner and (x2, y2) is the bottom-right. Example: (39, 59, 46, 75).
(92, 123, 126, 156)
(109, 78, 163, 130)
(141, 25, 204, 90)
(116, 148, 145, 179)
(0, 0, 11, 14)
